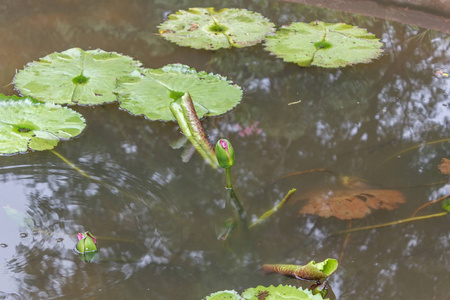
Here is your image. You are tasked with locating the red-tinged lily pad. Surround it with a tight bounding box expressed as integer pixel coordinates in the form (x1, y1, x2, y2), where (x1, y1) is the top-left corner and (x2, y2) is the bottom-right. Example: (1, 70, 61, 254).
(438, 158, 450, 174)
(262, 258, 338, 281)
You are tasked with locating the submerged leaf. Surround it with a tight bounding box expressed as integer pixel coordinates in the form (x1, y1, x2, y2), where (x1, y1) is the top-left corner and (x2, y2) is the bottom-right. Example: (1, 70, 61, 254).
(115, 64, 242, 121)
(159, 7, 275, 50)
(13, 48, 141, 105)
(0, 95, 86, 154)
(262, 259, 338, 281)
(438, 158, 450, 174)
(3, 205, 34, 228)
(264, 21, 383, 68)
(299, 189, 405, 220)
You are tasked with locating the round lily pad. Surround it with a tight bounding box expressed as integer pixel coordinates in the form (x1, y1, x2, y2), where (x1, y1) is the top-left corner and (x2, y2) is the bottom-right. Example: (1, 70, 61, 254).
(13, 48, 142, 105)
(115, 64, 243, 121)
(0, 95, 86, 154)
(205, 290, 243, 300)
(158, 7, 275, 50)
(242, 285, 325, 300)
(264, 21, 384, 68)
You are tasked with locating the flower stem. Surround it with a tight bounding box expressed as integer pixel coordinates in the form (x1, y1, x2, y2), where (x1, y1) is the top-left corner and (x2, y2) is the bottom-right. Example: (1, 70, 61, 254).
(225, 167, 233, 189)
(222, 167, 247, 226)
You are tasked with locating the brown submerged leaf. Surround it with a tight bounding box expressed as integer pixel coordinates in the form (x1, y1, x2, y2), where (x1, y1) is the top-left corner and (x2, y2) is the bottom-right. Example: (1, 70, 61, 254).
(299, 189, 406, 220)
(438, 158, 450, 174)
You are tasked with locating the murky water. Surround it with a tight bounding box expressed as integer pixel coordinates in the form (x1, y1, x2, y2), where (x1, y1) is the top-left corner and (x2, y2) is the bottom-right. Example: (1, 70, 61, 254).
(0, 0, 449, 299)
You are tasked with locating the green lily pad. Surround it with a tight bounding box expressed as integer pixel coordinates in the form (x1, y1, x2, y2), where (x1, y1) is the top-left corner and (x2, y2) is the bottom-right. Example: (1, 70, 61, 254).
(0, 95, 86, 154)
(115, 64, 242, 121)
(242, 285, 326, 300)
(158, 7, 275, 50)
(13, 48, 142, 105)
(264, 21, 384, 68)
(205, 290, 243, 300)
(204, 285, 327, 300)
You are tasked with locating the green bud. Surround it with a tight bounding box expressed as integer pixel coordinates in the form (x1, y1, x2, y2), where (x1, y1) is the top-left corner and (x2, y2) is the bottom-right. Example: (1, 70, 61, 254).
(310, 282, 328, 298)
(76, 231, 97, 253)
(76, 231, 98, 263)
(215, 139, 235, 169)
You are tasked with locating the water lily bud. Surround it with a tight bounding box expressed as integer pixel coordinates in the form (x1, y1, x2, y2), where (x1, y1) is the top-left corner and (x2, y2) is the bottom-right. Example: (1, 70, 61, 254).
(215, 139, 235, 169)
(76, 231, 97, 253)
(310, 282, 328, 298)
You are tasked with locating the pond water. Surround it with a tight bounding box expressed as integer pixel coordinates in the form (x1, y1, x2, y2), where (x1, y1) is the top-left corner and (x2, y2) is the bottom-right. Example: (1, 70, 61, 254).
(0, 0, 449, 299)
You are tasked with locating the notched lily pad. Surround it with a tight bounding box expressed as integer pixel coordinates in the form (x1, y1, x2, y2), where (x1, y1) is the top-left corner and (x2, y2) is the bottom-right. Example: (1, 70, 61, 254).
(115, 64, 242, 121)
(13, 48, 142, 105)
(242, 284, 326, 300)
(158, 7, 275, 50)
(264, 21, 384, 68)
(204, 285, 327, 300)
(205, 290, 242, 300)
(0, 95, 86, 154)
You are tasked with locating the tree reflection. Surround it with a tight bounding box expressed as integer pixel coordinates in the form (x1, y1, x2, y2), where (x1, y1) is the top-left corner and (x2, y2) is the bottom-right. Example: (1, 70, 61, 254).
(0, 0, 448, 299)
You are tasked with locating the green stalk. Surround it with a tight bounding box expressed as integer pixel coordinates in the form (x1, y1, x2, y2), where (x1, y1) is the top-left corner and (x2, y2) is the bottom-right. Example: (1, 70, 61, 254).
(170, 92, 218, 169)
(50, 150, 102, 184)
(225, 167, 233, 189)
(223, 167, 247, 225)
(249, 188, 297, 229)
(333, 212, 448, 235)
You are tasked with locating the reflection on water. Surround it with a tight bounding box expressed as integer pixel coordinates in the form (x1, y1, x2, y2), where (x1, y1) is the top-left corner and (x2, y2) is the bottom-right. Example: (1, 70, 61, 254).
(0, 0, 449, 299)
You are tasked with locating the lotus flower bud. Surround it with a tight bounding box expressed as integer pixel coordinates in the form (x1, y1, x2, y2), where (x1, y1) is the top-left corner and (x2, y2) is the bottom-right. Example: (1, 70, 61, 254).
(76, 231, 97, 253)
(215, 139, 235, 169)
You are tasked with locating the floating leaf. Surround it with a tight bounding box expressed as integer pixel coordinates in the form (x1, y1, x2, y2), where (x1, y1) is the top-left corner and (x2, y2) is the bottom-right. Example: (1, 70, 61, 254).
(264, 21, 384, 68)
(204, 285, 327, 300)
(262, 259, 338, 281)
(241, 284, 327, 300)
(115, 64, 242, 121)
(158, 7, 275, 50)
(299, 188, 405, 220)
(205, 290, 243, 300)
(438, 158, 450, 174)
(13, 48, 141, 105)
(0, 95, 86, 154)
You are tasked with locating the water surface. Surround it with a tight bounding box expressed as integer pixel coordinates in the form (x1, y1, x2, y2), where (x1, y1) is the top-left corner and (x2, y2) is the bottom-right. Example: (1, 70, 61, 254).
(0, 0, 449, 299)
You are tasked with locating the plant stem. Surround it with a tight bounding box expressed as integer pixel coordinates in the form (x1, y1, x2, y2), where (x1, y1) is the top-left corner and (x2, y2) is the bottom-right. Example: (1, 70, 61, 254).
(249, 188, 296, 229)
(225, 167, 233, 189)
(280, 168, 336, 180)
(50, 150, 102, 184)
(223, 168, 246, 224)
(383, 138, 450, 163)
(227, 186, 247, 226)
(333, 212, 448, 235)
(410, 194, 450, 217)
